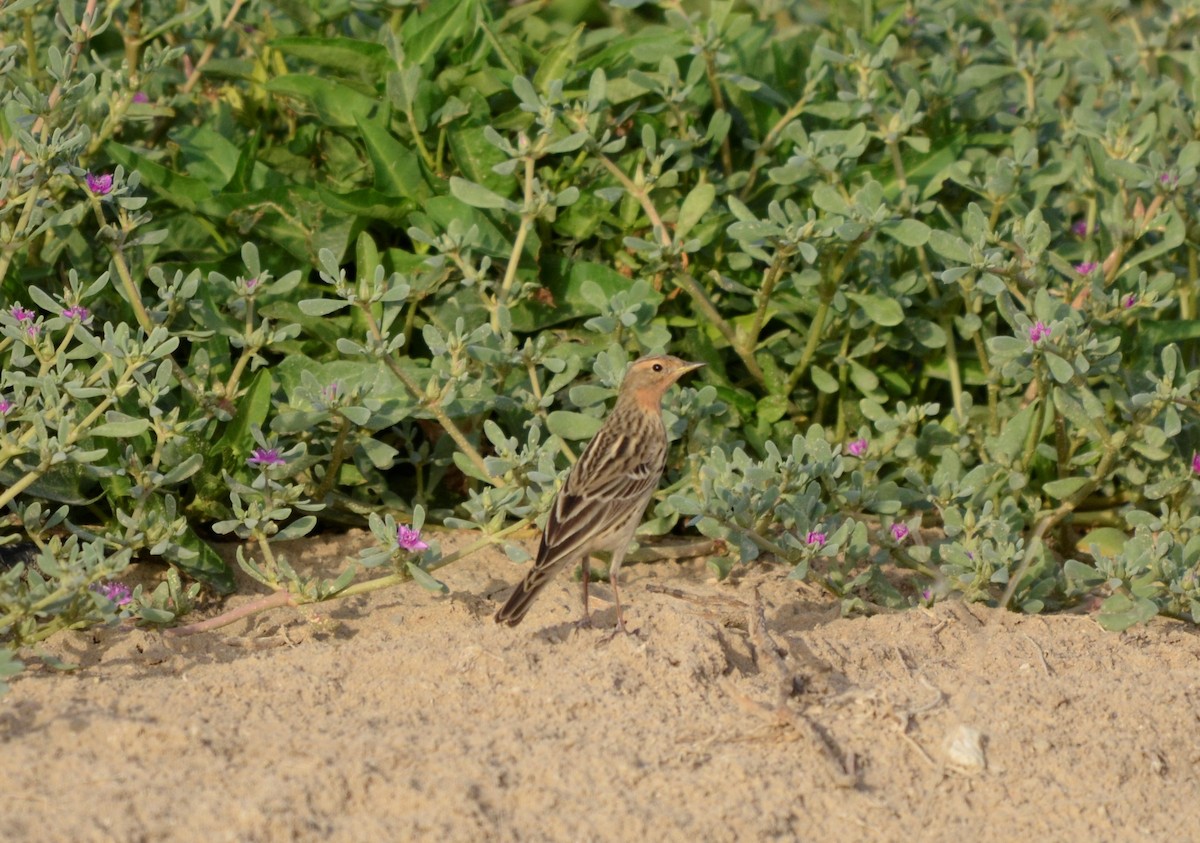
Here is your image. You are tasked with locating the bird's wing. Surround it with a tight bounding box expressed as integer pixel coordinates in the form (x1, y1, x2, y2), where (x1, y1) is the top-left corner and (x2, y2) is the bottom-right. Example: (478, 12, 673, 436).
(538, 426, 665, 563)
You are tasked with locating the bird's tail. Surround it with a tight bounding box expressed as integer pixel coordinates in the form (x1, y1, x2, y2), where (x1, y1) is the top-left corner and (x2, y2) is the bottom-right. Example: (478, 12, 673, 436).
(494, 557, 568, 627)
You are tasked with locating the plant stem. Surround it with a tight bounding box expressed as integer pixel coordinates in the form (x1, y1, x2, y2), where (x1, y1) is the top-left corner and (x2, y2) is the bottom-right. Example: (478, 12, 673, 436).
(356, 306, 496, 484)
(493, 153, 535, 333)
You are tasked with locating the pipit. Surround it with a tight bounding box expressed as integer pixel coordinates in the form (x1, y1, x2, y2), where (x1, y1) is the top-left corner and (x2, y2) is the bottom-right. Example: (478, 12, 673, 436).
(494, 354, 704, 632)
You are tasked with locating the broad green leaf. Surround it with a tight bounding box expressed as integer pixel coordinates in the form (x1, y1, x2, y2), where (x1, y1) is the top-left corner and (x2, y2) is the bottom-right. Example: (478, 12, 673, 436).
(1097, 593, 1159, 631)
(676, 183, 715, 240)
(547, 411, 603, 440)
(407, 561, 448, 593)
(105, 143, 213, 210)
(1043, 476, 1090, 500)
(1044, 351, 1075, 384)
(356, 116, 430, 201)
(265, 75, 380, 129)
(846, 292, 904, 326)
(90, 418, 151, 438)
(269, 36, 392, 76)
(449, 177, 513, 210)
(882, 218, 930, 246)
(1078, 527, 1129, 558)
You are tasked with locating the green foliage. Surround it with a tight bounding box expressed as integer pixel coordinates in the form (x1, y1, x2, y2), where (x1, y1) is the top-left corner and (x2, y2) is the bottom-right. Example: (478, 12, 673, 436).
(3, 0, 1200, 690)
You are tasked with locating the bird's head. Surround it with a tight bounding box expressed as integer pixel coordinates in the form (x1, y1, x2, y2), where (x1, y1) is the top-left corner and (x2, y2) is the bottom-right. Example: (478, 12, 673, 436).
(619, 355, 705, 408)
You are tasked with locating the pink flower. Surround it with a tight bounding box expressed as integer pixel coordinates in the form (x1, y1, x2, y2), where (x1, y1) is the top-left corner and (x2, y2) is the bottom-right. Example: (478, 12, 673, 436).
(1192, 453, 1200, 475)
(846, 438, 868, 457)
(396, 525, 429, 552)
(891, 523, 909, 542)
(1123, 294, 1137, 309)
(247, 448, 286, 468)
(1160, 172, 1178, 187)
(1071, 220, 1090, 237)
(85, 172, 113, 195)
(62, 306, 90, 322)
(92, 581, 133, 607)
(806, 531, 826, 547)
(132, 92, 149, 104)
(10, 305, 33, 322)
(1074, 261, 1099, 276)
(0, 398, 13, 415)
(1028, 321, 1050, 345)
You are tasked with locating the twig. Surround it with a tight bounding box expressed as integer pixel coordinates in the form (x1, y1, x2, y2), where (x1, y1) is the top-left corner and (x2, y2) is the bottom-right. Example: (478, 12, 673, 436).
(165, 590, 294, 636)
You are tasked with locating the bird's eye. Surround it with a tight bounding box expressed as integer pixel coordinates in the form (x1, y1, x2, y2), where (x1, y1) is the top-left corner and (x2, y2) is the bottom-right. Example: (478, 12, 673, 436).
(652, 363, 664, 372)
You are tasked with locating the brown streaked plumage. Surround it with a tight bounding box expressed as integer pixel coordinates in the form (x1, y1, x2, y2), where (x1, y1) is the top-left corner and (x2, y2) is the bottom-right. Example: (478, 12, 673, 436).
(494, 354, 704, 632)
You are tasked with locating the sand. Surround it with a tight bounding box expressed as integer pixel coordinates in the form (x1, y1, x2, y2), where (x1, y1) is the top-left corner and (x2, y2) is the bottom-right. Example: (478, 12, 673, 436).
(2, 528, 1198, 842)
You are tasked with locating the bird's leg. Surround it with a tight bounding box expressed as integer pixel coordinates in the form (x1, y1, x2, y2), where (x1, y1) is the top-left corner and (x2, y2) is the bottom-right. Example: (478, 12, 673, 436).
(611, 569, 627, 634)
(577, 556, 592, 628)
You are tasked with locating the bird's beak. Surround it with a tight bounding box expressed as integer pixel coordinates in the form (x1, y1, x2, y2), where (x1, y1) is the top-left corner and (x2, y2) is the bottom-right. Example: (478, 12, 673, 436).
(680, 361, 706, 374)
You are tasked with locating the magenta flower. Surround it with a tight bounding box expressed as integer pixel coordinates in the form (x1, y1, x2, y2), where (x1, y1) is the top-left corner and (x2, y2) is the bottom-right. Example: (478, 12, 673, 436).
(396, 525, 429, 552)
(1028, 321, 1050, 345)
(1071, 219, 1090, 237)
(10, 305, 34, 322)
(245, 277, 259, 290)
(0, 398, 13, 415)
(1074, 261, 1099, 276)
(846, 437, 868, 457)
(132, 92, 149, 104)
(806, 531, 826, 547)
(320, 382, 340, 406)
(1192, 453, 1200, 475)
(62, 306, 90, 322)
(92, 581, 133, 607)
(1123, 294, 1137, 309)
(1160, 172, 1178, 187)
(247, 447, 286, 468)
(891, 523, 909, 542)
(920, 587, 933, 602)
(24, 323, 39, 338)
(85, 172, 113, 195)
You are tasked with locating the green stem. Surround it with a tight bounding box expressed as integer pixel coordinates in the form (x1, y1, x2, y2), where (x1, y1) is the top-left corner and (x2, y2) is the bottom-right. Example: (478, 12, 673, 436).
(746, 251, 791, 354)
(589, 146, 760, 382)
(357, 306, 496, 484)
(785, 238, 865, 395)
(494, 153, 535, 333)
(313, 415, 353, 502)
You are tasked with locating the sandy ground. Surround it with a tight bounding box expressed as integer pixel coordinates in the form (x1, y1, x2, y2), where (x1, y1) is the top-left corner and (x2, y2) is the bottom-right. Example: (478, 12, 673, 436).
(3, 528, 1199, 842)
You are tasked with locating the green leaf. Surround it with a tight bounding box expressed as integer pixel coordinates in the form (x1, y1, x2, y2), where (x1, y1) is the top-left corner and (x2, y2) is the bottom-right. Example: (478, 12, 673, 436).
(269, 36, 392, 77)
(407, 561, 448, 593)
(298, 298, 351, 316)
(927, 230, 972, 264)
(1043, 476, 1090, 500)
(810, 365, 839, 393)
(275, 516, 317, 541)
(402, 0, 473, 65)
(214, 369, 273, 457)
(1044, 351, 1075, 384)
(882, 218, 930, 246)
(756, 394, 788, 424)
(1097, 593, 1159, 632)
(105, 143, 213, 210)
(1078, 527, 1129, 558)
(534, 23, 584, 92)
(676, 183, 715, 240)
(265, 75, 381, 129)
(90, 418, 151, 438)
(846, 292, 904, 326)
(547, 411, 602, 440)
(356, 115, 431, 201)
(449, 177, 513, 210)
(811, 184, 851, 216)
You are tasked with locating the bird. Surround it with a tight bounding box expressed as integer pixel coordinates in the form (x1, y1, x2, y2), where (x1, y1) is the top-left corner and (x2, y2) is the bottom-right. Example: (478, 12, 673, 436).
(494, 354, 705, 632)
